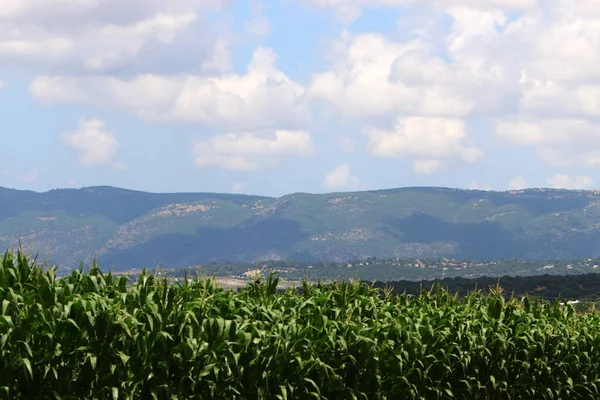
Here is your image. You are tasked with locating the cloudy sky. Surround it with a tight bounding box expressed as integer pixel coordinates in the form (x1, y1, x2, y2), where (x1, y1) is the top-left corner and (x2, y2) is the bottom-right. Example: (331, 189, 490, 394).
(1, 0, 599, 196)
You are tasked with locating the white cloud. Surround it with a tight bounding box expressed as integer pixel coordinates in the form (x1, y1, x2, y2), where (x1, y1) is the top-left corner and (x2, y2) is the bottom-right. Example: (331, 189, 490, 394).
(496, 119, 600, 167)
(84, 13, 197, 71)
(11, 0, 600, 188)
(303, 0, 600, 176)
(435, 0, 537, 10)
(519, 12, 600, 85)
(523, 84, 600, 119)
(495, 121, 546, 146)
(1, 167, 40, 183)
(164, 48, 308, 130)
(30, 74, 181, 111)
(307, 33, 479, 122)
(300, 0, 536, 24)
(191, 130, 314, 171)
(201, 39, 232, 74)
(508, 176, 527, 190)
(0, 80, 5, 91)
(300, 0, 416, 24)
(245, 1, 271, 38)
(0, 0, 229, 74)
(323, 164, 360, 190)
(0, 0, 223, 20)
(30, 47, 309, 132)
(366, 117, 483, 173)
(62, 119, 122, 169)
(413, 159, 443, 174)
(230, 182, 247, 193)
(547, 174, 593, 190)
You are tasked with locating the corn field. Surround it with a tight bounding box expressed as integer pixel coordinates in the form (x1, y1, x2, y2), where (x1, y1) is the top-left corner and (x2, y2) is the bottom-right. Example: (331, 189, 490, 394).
(3, 251, 600, 399)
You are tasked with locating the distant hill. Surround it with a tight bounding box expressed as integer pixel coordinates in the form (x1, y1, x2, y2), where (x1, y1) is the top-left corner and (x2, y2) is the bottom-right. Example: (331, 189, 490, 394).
(2, 185, 600, 271)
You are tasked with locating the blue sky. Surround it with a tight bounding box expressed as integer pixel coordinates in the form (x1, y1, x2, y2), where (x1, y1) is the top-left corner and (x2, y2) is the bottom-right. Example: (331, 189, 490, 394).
(1, 0, 600, 196)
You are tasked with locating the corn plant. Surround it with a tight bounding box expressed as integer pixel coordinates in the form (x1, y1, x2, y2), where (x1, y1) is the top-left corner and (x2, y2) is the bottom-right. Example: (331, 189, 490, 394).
(2, 250, 600, 399)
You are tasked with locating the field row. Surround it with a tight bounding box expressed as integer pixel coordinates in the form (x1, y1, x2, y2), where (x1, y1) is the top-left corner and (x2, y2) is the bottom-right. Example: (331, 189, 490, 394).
(2, 251, 600, 399)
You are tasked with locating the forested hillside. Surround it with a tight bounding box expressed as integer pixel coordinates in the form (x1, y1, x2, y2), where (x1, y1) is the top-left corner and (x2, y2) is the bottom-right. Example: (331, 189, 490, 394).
(3, 185, 600, 272)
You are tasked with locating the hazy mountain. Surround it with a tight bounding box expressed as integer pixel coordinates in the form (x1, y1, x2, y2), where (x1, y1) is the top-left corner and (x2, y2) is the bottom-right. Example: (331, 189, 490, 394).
(2, 185, 600, 271)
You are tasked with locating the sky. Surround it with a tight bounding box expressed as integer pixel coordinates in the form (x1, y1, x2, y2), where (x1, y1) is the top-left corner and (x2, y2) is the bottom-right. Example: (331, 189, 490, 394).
(1, 0, 600, 196)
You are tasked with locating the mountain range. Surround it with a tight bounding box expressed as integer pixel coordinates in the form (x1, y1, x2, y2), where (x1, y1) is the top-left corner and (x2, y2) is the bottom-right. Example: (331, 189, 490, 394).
(2, 185, 600, 272)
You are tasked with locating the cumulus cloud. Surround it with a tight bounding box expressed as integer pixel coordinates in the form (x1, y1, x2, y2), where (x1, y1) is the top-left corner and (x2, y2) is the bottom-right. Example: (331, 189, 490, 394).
(435, 0, 537, 10)
(304, 0, 600, 172)
(306, 33, 481, 123)
(230, 182, 247, 193)
(366, 117, 483, 173)
(245, 1, 271, 38)
(0, 0, 230, 74)
(485, 0, 600, 166)
(300, 0, 537, 24)
(30, 47, 309, 132)
(200, 39, 232, 74)
(496, 119, 600, 168)
(191, 130, 314, 171)
(10, 0, 600, 187)
(163, 48, 307, 130)
(322, 164, 360, 190)
(547, 174, 593, 190)
(1, 167, 40, 183)
(508, 176, 528, 190)
(300, 0, 416, 23)
(412, 160, 443, 174)
(520, 83, 600, 119)
(304, 28, 508, 169)
(518, 9, 600, 85)
(62, 119, 122, 169)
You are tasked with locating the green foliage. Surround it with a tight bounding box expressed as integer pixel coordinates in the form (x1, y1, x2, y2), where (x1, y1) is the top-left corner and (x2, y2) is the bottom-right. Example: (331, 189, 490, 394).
(167, 257, 600, 283)
(5, 186, 600, 271)
(374, 272, 600, 301)
(4, 250, 600, 398)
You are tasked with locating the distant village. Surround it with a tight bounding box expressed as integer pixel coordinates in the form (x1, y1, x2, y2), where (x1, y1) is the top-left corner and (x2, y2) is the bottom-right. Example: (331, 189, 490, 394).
(129, 257, 600, 284)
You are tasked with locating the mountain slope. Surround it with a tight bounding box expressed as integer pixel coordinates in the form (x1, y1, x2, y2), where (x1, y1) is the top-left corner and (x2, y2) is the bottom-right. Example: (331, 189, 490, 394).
(2, 185, 600, 271)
